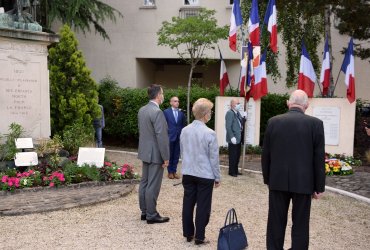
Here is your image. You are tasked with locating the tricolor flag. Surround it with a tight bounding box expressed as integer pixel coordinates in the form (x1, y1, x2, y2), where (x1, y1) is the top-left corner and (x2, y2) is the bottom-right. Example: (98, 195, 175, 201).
(264, 0, 277, 53)
(248, 0, 260, 46)
(229, 0, 243, 51)
(298, 42, 316, 97)
(253, 51, 268, 100)
(219, 50, 230, 96)
(341, 38, 356, 103)
(320, 37, 330, 96)
(246, 42, 255, 101)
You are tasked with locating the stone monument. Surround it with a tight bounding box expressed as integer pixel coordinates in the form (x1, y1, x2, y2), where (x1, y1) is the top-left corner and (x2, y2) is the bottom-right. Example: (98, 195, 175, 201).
(0, 1, 58, 139)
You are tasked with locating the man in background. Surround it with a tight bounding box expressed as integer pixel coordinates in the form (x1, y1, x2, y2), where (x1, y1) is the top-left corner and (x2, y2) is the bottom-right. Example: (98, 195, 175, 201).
(163, 96, 185, 179)
(262, 90, 325, 250)
(138, 84, 170, 224)
(93, 104, 105, 148)
(225, 98, 245, 177)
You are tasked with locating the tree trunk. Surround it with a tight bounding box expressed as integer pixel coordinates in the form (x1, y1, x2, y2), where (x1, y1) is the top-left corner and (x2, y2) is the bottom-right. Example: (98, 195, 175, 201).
(324, 5, 335, 97)
(186, 65, 194, 124)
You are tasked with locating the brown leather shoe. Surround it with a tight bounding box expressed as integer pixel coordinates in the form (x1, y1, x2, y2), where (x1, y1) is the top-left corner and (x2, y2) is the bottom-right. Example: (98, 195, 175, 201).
(168, 173, 174, 179)
(173, 173, 180, 179)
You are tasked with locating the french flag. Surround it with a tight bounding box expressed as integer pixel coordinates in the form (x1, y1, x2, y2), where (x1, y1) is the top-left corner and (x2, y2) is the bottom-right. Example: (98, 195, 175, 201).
(245, 42, 255, 101)
(264, 0, 277, 53)
(253, 51, 268, 100)
(248, 0, 260, 46)
(341, 38, 356, 103)
(320, 37, 330, 96)
(219, 50, 230, 96)
(229, 0, 243, 51)
(298, 42, 316, 97)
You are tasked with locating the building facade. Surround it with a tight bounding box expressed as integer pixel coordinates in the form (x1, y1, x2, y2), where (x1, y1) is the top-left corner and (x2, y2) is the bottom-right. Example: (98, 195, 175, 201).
(74, 0, 369, 100)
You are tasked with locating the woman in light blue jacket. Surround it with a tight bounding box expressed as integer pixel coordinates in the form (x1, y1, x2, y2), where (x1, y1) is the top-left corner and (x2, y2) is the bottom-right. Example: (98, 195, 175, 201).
(180, 98, 221, 245)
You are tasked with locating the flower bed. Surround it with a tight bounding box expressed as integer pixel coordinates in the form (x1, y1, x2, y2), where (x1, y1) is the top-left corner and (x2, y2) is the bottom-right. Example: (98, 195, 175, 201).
(0, 159, 139, 192)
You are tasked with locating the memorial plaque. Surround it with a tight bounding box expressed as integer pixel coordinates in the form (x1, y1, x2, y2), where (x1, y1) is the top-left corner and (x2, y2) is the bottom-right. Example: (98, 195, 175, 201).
(77, 147, 105, 168)
(313, 107, 340, 146)
(0, 30, 58, 139)
(15, 138, 33, 149)
(14, 152, 38, 166)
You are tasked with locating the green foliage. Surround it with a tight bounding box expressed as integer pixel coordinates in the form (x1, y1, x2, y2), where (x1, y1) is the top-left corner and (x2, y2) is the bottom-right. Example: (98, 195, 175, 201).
(332, 0, 370, 62)
(63, 162, 100, 184)
(0, 123, 25, 161)
(157, 8, 228, 64)
(240, 1, 324, 87)
(99, 78, 221, 140)
(36, 135, 63, 167)
(157, 8, 228, 123)
(62, 123, 94, 156)
(39, 0, 122, 41)
(49, 25, 100, 136)
(260, 93, 289, 144)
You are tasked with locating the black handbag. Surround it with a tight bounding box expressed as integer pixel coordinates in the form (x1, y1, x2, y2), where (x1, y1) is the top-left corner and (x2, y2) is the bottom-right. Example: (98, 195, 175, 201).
(217, 208, 248, 250)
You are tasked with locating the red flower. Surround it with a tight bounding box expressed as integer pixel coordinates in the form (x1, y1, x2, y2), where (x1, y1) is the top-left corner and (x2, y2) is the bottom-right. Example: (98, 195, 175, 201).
(2, 175, 8, 183)
(49, 182, 55, 187)
(104, 161, 112, 167)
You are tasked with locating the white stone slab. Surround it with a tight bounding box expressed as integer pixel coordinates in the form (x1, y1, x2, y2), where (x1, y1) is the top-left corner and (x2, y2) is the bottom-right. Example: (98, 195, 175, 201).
(14, 152, 38, 166)
(77, 147, 105, 168)
(15, 138, 33, 149)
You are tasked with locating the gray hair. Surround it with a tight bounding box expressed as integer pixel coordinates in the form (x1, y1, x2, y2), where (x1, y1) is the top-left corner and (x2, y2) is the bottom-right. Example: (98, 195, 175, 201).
(192, 98, 214, 120)
(288, 90, 308, 107)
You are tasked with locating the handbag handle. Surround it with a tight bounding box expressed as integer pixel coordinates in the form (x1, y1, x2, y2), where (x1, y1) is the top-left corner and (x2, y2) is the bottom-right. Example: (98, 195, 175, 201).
(224, 208, 238, 226)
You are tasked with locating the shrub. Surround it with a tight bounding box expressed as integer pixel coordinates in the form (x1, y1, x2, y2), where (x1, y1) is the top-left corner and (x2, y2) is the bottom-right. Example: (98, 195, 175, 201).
(62, 123, 94, 156)
(49, 24, 100, 135)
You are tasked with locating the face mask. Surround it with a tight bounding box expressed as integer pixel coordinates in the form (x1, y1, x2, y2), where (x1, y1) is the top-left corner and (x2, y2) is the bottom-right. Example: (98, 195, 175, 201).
(235, 104, 241, 110)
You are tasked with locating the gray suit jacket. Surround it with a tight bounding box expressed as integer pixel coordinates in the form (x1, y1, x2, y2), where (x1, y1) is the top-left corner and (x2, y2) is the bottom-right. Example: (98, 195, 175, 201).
(225, 109, 242, 144)
(138, 101, 169, 164)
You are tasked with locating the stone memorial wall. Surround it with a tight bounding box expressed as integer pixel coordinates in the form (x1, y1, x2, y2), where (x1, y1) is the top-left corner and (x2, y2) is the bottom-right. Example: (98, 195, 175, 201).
(0, 28, 58, 139)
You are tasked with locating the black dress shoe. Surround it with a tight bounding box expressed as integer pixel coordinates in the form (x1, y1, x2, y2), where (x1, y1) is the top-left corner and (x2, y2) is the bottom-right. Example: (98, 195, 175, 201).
(186, 236, 194, 242)
(146, 215, 170, 224)
(195, 239, 210, 245)
(141, 214, 146, 221)
(229, 173, 237, 177)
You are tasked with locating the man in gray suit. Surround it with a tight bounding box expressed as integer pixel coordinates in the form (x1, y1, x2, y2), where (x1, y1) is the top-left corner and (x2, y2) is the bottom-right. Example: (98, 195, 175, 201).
(225, 98, 245, 177)
(138, 84, 170, 224)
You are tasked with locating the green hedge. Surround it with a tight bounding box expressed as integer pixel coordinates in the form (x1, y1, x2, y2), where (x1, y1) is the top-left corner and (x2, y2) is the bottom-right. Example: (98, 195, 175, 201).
(98, 77, 224, 141)
(98, 78, 292, 145)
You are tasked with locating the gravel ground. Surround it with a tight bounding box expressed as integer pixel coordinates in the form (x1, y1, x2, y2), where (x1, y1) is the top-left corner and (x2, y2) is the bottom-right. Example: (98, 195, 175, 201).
(0, 151, 369, 250)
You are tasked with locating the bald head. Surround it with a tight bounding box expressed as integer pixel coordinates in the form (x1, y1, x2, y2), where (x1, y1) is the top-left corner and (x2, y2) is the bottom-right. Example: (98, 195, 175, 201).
(230, 98, 239, 110)
(287, 90, 309, 111)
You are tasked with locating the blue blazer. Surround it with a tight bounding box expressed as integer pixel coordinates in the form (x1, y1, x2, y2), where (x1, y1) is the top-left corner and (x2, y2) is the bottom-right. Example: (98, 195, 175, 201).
(163, 108, 186, 142)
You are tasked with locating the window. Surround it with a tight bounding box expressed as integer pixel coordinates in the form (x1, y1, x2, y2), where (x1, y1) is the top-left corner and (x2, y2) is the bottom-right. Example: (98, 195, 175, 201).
(144, 0, 155, 6)
(184, 0, 199, 6)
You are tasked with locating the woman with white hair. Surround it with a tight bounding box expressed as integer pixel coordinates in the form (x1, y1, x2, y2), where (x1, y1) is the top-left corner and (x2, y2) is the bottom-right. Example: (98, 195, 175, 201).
(180, 98, 221, 245)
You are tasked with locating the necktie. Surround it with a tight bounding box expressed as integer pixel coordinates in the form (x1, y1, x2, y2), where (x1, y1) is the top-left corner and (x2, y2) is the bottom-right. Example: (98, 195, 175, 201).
(174, 110, 178, 123)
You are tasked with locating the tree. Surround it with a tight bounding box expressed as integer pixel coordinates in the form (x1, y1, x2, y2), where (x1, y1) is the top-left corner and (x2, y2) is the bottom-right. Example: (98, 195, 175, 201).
(157, 8, 228, 123)
(38, 0, 123, 41)
(332, 0, 370, 62)
(49, 25, 100, 135)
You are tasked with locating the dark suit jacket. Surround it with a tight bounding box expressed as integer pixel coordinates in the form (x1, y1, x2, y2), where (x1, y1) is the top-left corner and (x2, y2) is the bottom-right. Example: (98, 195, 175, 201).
(138, 101, 169, 164)
(262, 107, 326, 194)
(163, 108, 185, 142)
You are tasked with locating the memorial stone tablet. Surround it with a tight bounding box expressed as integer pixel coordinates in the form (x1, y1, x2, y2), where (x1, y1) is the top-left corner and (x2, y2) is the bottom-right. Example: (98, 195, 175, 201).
(77, 147, 105, 168)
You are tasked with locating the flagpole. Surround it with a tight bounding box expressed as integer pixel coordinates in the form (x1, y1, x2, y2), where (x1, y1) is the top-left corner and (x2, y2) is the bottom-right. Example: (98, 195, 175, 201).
(317, 80, 323, 97)
(331, 69, 342, 97)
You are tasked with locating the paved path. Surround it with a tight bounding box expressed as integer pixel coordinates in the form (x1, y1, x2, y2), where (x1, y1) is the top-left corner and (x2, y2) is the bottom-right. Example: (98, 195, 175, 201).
(0, 150, 368, 217)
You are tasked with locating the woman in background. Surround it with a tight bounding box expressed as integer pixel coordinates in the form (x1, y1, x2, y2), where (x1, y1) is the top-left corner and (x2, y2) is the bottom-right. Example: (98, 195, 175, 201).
(180, 98, 221, 245)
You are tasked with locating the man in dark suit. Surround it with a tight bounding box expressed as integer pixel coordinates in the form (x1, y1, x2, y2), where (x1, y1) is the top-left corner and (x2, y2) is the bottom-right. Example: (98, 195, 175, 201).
(225, 98, 245, 177)
(163, 96, 185, 179)
(138, 84, 170, 224)
(262, 90, 326, 250)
